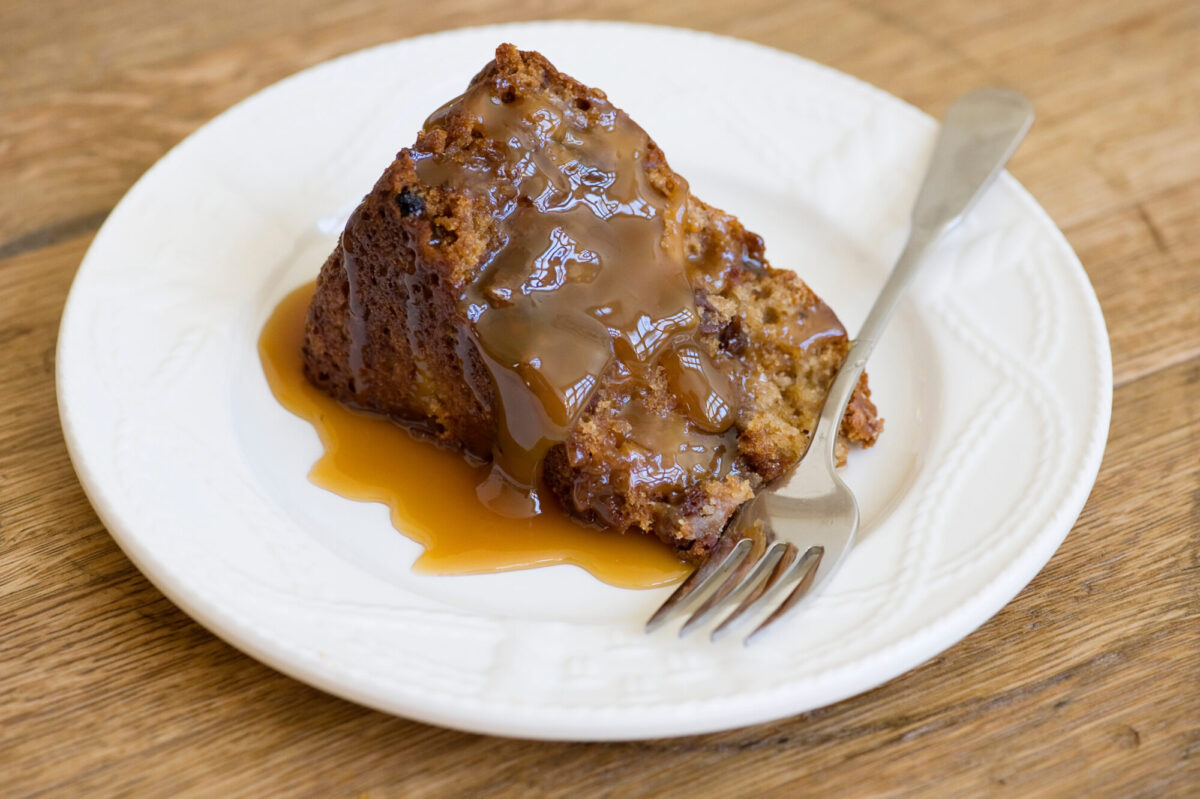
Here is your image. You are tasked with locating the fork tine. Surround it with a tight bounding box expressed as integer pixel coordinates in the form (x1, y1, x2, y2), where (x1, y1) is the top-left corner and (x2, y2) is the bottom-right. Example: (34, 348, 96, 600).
(743, 546, 826, 645)
(680, 540, 792, 637)
(673, 523, 770, 637)
(710, 545, 823, 642)
(672, 518, 770, 637)
(644, 537, 753, 632)
(707, 542, 800, 642)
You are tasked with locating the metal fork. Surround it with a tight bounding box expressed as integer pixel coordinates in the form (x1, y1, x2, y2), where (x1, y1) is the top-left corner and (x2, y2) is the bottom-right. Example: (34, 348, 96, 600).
(646, 89, 1035, 644)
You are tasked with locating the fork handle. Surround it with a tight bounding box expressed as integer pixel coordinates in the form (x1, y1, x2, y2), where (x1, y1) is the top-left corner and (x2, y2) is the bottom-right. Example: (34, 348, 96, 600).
(812, 89, 1034, 464)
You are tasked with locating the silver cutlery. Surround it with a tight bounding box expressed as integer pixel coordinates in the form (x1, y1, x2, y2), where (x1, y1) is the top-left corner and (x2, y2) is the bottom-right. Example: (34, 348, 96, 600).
(646, 88, 1035, 644)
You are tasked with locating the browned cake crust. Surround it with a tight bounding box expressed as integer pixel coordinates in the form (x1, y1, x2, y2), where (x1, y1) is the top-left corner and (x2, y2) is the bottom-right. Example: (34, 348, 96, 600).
(304, 44, 881, 562)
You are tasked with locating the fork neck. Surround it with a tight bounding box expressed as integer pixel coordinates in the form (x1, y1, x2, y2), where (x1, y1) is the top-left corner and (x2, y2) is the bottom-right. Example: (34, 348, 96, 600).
(810, 224, 941, 466)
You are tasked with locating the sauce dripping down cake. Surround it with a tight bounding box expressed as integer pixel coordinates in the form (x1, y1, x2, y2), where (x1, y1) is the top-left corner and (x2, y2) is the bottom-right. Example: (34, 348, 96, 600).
(303, 44, 882, 563)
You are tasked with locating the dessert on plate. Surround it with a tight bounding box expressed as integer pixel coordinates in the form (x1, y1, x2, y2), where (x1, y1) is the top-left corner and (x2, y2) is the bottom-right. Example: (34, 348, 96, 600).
(303, 44, 881, 563)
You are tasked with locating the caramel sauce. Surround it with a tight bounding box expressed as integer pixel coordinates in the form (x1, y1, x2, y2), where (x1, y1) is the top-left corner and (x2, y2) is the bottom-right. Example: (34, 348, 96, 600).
(259, 281, 689, 589)
(777, 301, 846, 352)
(405, 82, 738, 517)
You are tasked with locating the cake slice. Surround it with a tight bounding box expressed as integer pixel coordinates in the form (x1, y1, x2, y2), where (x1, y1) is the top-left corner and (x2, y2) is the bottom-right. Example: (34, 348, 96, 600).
(303, 44, 881, 562)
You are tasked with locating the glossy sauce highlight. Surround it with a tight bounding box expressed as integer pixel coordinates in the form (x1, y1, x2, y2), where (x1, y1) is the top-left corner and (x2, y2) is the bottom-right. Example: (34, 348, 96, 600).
(402, 81, 738, 517)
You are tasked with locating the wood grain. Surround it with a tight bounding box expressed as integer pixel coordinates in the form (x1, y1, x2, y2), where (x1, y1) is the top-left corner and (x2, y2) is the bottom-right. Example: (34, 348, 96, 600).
(1, 0, 1197, 795)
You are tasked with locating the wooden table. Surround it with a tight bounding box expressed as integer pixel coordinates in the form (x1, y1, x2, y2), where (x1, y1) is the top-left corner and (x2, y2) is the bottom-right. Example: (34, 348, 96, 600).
(3, 1, 1198, 795)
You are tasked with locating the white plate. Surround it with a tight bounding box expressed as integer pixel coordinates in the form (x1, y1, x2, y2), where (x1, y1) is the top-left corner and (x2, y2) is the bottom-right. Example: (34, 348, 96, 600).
(57, 22, 1111, 740)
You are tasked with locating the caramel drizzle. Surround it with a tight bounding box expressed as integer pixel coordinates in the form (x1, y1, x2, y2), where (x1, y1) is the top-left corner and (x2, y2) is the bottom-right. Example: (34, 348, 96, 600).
(415, 84, 737, 517)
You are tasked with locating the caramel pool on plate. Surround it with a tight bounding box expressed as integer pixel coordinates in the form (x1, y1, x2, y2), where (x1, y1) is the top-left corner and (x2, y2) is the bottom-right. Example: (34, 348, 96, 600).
(258, 281, 689, 589)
